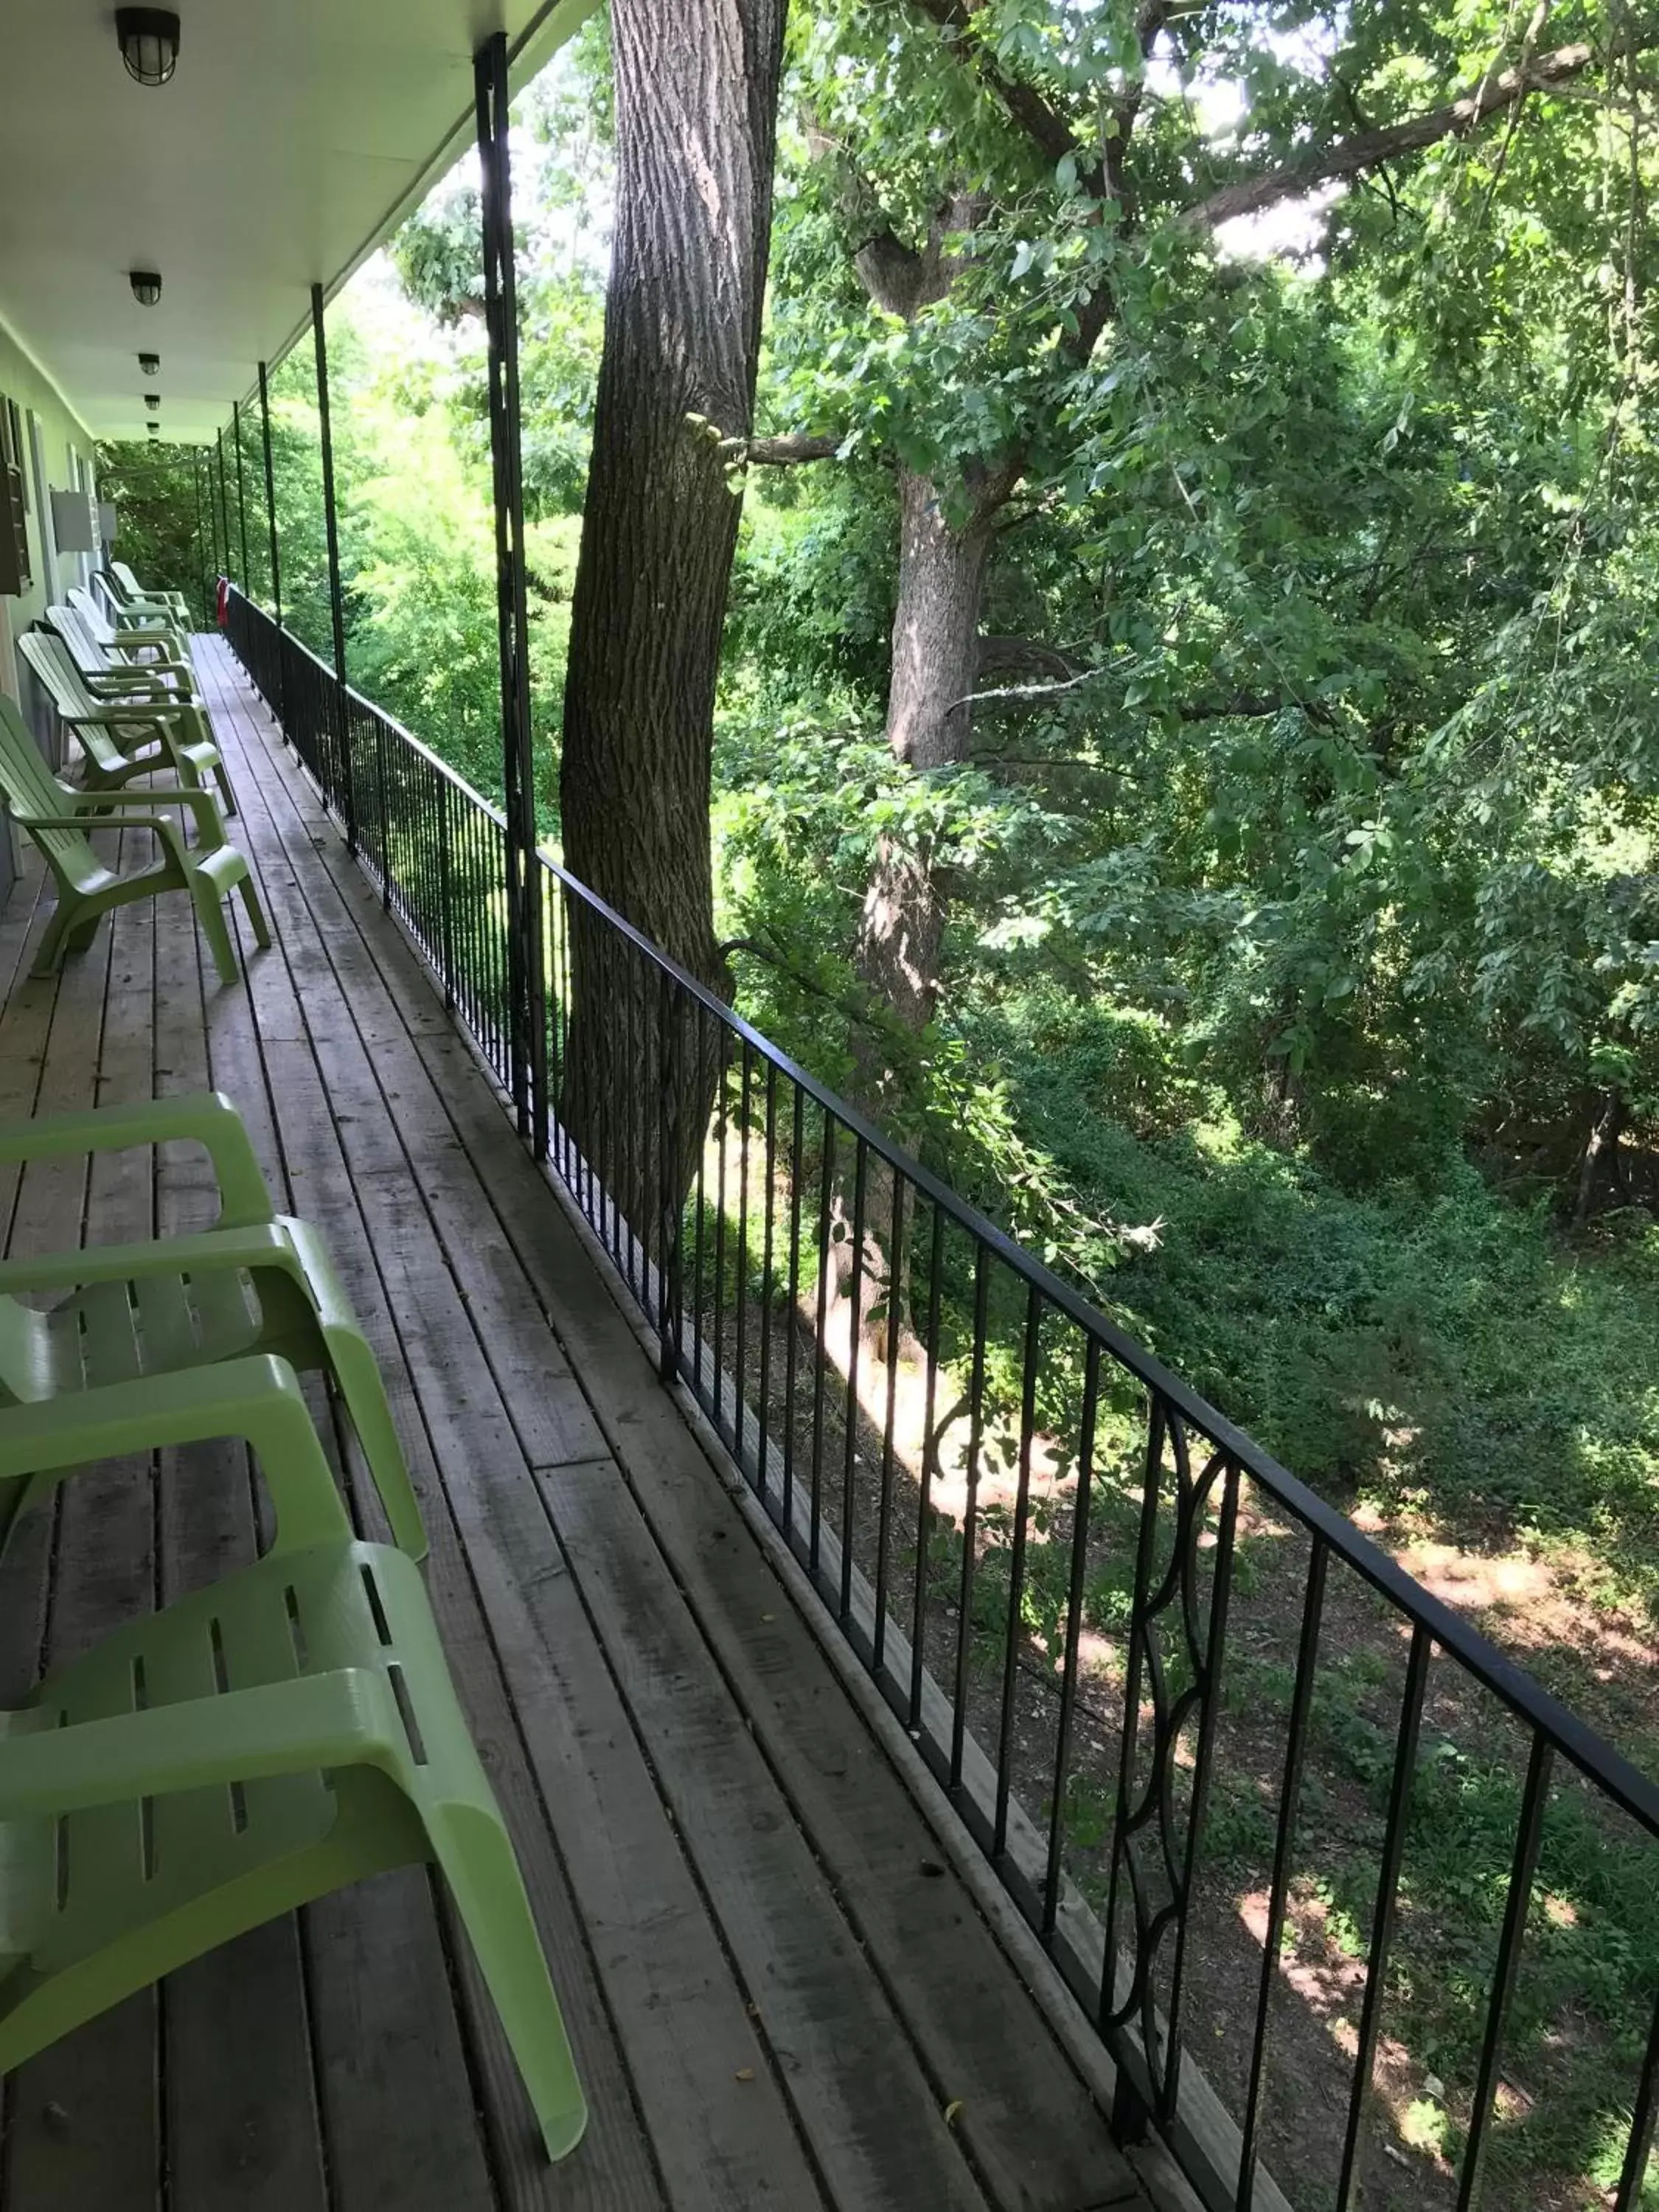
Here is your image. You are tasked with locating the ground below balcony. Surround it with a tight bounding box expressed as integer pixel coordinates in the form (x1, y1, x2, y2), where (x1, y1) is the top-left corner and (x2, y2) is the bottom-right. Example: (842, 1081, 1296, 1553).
(0, 639, 1158, 2212)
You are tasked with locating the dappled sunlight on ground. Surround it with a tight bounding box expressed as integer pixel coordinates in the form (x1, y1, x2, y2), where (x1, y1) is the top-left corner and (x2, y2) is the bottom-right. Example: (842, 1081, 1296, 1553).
(1349, 1507, 1656, 1739)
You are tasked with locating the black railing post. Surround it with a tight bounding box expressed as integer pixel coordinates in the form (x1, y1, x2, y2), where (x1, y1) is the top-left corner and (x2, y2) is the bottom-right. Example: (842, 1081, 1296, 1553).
(215, 426, 232, 586)
(311, 279, 357, 851)
(1618, 1994, 1659, 2212)
(1335, 1624, 1431, 2211)
(656, 968, 681, 1380)
(476, 29, 549, 1158)
(374, 692, 392, 905)
(437, 773, 457, 1013)
(233, 397, 251, 598)
(257, 360, 285, 737)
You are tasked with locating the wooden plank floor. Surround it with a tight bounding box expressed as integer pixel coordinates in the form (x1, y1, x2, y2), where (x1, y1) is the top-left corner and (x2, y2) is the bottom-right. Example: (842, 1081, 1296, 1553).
(0, 639, 1152, 2212)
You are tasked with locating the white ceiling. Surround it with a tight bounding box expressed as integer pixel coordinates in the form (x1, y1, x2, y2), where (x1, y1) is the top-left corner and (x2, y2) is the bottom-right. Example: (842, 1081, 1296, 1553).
(0, 0, 591, 444)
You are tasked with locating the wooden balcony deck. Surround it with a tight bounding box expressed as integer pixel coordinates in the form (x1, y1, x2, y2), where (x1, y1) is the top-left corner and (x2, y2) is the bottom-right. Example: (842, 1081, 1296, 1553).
(0, 639, 1155, 2212)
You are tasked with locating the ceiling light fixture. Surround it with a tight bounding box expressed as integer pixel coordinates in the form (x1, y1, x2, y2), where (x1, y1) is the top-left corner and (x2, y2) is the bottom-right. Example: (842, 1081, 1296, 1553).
(145, 394, 161, 412)
(130, 270, 162, 307)
(138, 352, 160, 376)
(147, 422, 161, 437)
(116, 9, 181, 88)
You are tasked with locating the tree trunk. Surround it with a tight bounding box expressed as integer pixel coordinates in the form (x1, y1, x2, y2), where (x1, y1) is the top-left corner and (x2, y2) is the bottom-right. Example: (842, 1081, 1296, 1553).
(856, 464, 1001, 1050)
(1572, 1086, 1625, 1225)
(559, 0, 788, 1244)
(841, 465, 1006, 1360)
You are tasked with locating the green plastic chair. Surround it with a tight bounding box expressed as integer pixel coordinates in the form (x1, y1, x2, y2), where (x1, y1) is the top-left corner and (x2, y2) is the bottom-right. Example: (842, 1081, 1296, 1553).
(111, 560, 190, 623)
(0, 1092, 424, 1561)
(69, 585, 191, 672)
(93, 573, 180, 641)
(0, 692, 268, 986)
(0, 1354, 587, 2162)
(48, 600, 198, 704)
(18, 630, 234, 817)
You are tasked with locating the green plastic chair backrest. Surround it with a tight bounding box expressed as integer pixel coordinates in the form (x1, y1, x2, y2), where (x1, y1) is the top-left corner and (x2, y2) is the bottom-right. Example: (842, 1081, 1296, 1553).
(68, 586, 118, 648)
(18, 630, 103, 723)
(113, 562, 160, 603)
(0, 693, 101, 888)
(93, 574, 136, 623)
(44, 604, 114, 678)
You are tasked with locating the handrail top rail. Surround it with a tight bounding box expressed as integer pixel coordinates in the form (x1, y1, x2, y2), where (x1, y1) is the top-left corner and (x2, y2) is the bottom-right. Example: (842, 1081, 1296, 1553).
(224, 584, 1659, 1837)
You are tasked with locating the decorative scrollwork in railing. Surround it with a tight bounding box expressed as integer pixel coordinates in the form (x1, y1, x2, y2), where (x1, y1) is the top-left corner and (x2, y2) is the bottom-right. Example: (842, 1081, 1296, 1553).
(1103, 1400, 1241, 2123)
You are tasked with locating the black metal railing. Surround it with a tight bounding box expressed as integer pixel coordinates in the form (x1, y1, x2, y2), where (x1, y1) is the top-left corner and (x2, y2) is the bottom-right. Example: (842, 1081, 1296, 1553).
(225, 589, 515, 1087)
(224, 585, 1658, 2212)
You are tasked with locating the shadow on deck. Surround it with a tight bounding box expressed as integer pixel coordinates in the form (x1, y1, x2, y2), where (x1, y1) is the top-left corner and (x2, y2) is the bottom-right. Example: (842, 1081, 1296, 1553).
(0, 639, 1158, 2212)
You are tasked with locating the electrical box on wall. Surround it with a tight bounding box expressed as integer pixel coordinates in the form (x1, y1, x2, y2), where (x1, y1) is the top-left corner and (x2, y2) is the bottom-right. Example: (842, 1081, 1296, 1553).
(50, 485, 98, 554)
(0, 462, 29, 596)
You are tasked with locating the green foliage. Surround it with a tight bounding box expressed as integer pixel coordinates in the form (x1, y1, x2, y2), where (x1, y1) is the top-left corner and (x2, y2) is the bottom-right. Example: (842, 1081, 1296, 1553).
(94, 442, 208, 616)
(740, 0, 1659, 1217)
(995, 987, 1659, 1619)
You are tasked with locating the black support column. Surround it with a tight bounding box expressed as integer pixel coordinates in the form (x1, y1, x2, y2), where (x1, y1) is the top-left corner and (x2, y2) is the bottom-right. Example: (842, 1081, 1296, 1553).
(233, 398, 251, 596)
(311, 281, 357, 851)
(257, 364, 282, 630)
(257, 360, 285, 731)
(201, 442, 218, 593)
(214, 428, 232, 586)
(192, 445, 209, 625)
(476, 29, 549, 1155)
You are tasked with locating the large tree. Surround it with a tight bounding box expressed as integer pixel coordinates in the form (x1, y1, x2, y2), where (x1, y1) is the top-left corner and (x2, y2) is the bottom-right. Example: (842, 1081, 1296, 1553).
(759, 0, 1641, 1093)
(560, 0, 789, 1217)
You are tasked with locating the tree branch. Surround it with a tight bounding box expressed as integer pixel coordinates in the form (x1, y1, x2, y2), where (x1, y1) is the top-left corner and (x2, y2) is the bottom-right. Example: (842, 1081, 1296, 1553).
(906, 0, 1093, 175)
(744, 433, 845, 466)
(947, 667, 1102, 713)
(952, 664, 1333, 720)
(1183, 40, 1607, 230)
(976, 633, 1080, 681)
(899, 0, 1127, 354)
(720, 936, 899, 1045)
(1178, 692, 1306, 721)
(803, 111, 929, 316)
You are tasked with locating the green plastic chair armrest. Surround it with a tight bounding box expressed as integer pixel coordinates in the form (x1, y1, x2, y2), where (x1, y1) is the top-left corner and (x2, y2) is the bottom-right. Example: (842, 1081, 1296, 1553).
(0, 1091, 274, 1228)
(109, 668, 194, 691)
(105, 655, 192, 678)
(0, 1355, 352, 1549)
(61, 784, 225, 844)
(13, 811, 187, 862)
(62, 699, 186, 730)
(63, 778, 201, 805)
(83, 673, 176, 698)
(0, 1667, 397, 1822)
(0, 1221, 295, 1295)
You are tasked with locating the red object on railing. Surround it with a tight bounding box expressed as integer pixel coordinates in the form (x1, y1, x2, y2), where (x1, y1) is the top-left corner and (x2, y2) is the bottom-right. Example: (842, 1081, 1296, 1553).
(215, 575, 229, 627)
